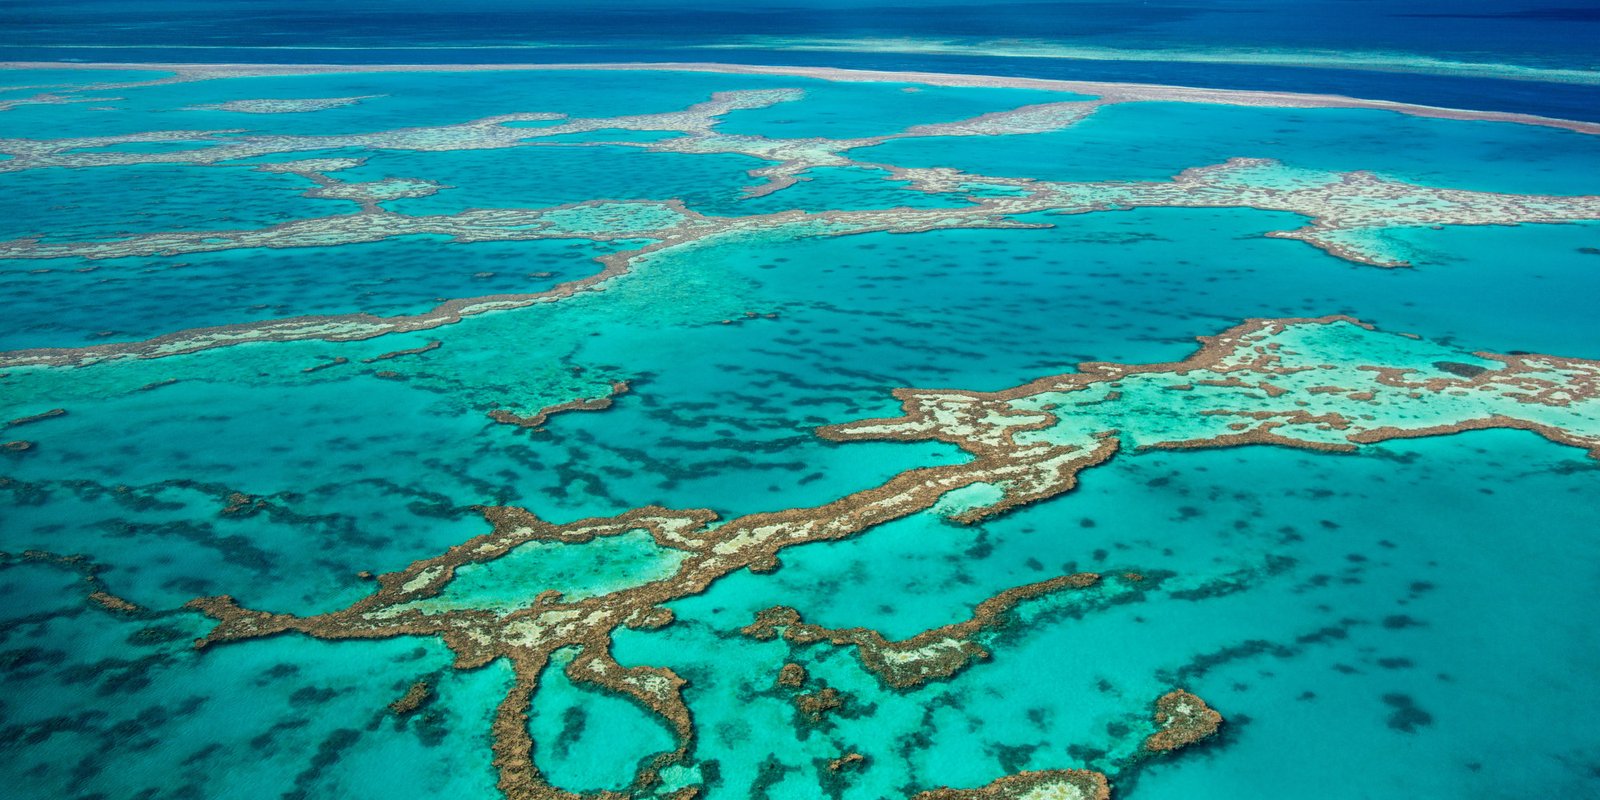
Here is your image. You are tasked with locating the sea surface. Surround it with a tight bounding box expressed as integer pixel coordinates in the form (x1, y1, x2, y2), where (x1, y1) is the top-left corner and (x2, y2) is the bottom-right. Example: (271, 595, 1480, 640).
(3, 0, 1600, 119)
(0, 6, 1598, 800)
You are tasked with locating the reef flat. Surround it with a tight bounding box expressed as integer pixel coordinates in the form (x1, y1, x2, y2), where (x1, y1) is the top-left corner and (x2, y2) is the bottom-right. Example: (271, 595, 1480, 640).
(1, 62, 1598, 800)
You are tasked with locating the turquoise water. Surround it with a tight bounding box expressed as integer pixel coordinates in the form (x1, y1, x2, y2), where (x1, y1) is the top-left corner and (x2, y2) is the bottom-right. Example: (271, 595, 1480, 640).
(0, 236, 640, 348)
(858, 101, 1600, 196)
(346, 147, 769, 217)
(735, 166, 974, 215)
(643, 431, 1600, 796)
(1, 65, 1598, 800)
(0, 163, 340, 242)
(713, 81, 1094, 139)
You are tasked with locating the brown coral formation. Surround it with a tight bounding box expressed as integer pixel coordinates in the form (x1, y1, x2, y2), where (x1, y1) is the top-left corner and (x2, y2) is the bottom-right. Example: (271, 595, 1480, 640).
(363, 341, 443, 363)
(302, 356, 350, 373)
(183, 400, 1122, 796)
(825, 315, 1600, 459)
(87, 590, 141, 613)
(827, 752, 865, 772)
(6, 407, 66, 427)
(135, 378, 179, 392)
(793, 687, 843, 722)
(911, 769, 1112, 800)
(170, 315, 1600, 800)
(776, 662, 807, 688)
(220, 492, 265, 517)
(1142, 690, 1224, 753)
(389, 681, 434, 715)
(742, 573, 1101, 689)
(487, 381, 631, 431)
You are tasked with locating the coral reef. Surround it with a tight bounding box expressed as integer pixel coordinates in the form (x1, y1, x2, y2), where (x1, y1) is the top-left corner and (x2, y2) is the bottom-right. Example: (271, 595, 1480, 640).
(911, 769, 1111, 800)
(184, 95, 383, 114)
(174, 315, 1600, 799)
(742, 573, 1101, 689)
(488, 381, 631, 431)
(3, 81, 1599, 368)
(1142, 690, 1224, 753)
(776, 662, 807, 689)
(389, 681, 434, 715)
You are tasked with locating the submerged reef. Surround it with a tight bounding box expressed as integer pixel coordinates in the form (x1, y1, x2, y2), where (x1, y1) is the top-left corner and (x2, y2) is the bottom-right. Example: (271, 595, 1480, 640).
(175, 315, 1600, 799)
(183, 95, 384, 114)
(0, 549, 148, 616)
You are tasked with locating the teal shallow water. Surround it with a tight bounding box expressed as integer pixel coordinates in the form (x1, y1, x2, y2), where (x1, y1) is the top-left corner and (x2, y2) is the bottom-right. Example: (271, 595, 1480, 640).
(0, 163, 340, 242)
(641, 431, 1600, 797)
(346, 146, 770, 217)
(712, 80, 1093, 139)
(857, 100, 1600, 196)
(0, 236, 640, 349)
(0, 66, 1597, 800)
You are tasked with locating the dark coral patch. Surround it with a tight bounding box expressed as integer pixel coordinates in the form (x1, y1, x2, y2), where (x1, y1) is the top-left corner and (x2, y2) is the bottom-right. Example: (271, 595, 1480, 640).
(1381, 693, 1433, 733)
(1433, 361, 1488, 378)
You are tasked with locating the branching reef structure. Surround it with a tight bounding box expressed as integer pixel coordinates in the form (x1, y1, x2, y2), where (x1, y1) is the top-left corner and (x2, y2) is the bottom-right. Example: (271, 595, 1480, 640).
(182, 316, 1600, 799)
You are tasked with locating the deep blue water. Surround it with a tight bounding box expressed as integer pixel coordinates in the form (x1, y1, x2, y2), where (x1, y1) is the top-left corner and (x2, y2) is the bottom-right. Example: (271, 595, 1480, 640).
(2, 1, 1598, 121)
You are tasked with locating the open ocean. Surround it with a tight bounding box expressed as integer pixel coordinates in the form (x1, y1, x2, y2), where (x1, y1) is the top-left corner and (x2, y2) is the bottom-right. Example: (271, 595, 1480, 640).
(5, 0, 1600, 118)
